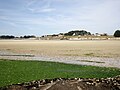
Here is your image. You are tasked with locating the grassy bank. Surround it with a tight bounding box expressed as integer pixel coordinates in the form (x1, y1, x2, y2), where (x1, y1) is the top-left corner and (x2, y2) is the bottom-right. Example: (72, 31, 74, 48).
(0, 59, 120, 87)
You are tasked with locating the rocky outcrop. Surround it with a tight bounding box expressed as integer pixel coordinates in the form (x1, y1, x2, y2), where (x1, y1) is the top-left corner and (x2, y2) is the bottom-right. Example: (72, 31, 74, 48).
(0, 76, 120, 90)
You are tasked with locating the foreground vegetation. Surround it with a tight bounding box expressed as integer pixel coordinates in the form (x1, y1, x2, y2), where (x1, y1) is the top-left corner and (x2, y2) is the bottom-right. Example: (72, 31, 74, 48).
(0, 59, 120, 87)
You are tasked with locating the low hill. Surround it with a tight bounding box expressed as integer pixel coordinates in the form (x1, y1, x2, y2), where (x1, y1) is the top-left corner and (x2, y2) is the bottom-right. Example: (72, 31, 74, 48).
(64, 30, 91, 36)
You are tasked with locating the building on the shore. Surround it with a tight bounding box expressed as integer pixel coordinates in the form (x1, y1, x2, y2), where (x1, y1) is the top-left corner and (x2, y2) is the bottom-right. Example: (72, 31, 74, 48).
(95, 33, 107, 36)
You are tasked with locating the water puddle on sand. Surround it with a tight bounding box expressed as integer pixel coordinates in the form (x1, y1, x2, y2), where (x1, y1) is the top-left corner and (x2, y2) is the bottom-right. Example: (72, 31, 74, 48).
(0, 50, 120, 68)
(80, 60, 105, 63)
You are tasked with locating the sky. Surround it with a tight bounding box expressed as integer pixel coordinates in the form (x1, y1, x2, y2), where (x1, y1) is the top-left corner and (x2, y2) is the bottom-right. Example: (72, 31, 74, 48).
(0, 0, 120, 36)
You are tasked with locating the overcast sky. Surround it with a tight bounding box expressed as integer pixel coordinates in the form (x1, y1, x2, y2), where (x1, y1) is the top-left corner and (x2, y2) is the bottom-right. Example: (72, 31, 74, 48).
(0, 0, 120, 36)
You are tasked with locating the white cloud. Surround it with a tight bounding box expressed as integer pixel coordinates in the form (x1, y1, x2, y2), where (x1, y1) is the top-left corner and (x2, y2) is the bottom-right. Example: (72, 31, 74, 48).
(28, 7, 55, 13)
(0, 15, 8, 20)
(26, 0, 56, 13)
(40, 8, 55, 12)
(82, 0, 120, 33)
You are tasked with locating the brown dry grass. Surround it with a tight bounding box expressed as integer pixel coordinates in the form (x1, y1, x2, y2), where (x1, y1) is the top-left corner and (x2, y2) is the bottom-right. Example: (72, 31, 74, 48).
(0, 40, 120, 58)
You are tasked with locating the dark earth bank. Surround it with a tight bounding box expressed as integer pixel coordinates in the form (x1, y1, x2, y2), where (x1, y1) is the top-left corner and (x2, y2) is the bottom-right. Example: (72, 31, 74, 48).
(0, 75, 120, 90)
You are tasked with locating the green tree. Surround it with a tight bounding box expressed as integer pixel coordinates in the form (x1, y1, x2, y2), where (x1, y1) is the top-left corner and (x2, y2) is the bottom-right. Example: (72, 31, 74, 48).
(114, 30, 120, 37)
(64, 30, 91, 36)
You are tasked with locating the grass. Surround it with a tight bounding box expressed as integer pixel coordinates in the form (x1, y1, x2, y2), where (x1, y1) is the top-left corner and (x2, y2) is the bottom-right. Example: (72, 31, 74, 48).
(0, 59, 120, 87)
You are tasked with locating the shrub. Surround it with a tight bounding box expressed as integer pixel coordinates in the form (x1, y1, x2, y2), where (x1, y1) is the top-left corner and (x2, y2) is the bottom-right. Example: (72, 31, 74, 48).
(114, 30, 120, 37)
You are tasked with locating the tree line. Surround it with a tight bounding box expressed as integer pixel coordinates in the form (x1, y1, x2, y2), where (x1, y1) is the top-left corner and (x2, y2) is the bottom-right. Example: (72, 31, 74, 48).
(0, 35, 36, 39)
(63, 30, 120, 37)
(64, 30, 91, 36)
(0, 30, 120, 39)
(114, 30, 120, 37)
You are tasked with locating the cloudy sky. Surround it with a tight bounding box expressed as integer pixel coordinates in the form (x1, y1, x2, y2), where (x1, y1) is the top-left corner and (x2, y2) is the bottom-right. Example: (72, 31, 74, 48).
(0, 0, 120, 36)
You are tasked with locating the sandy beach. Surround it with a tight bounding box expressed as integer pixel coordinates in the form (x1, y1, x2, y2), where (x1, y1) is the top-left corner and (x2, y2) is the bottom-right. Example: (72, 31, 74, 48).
(0, 40, 120, 68)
